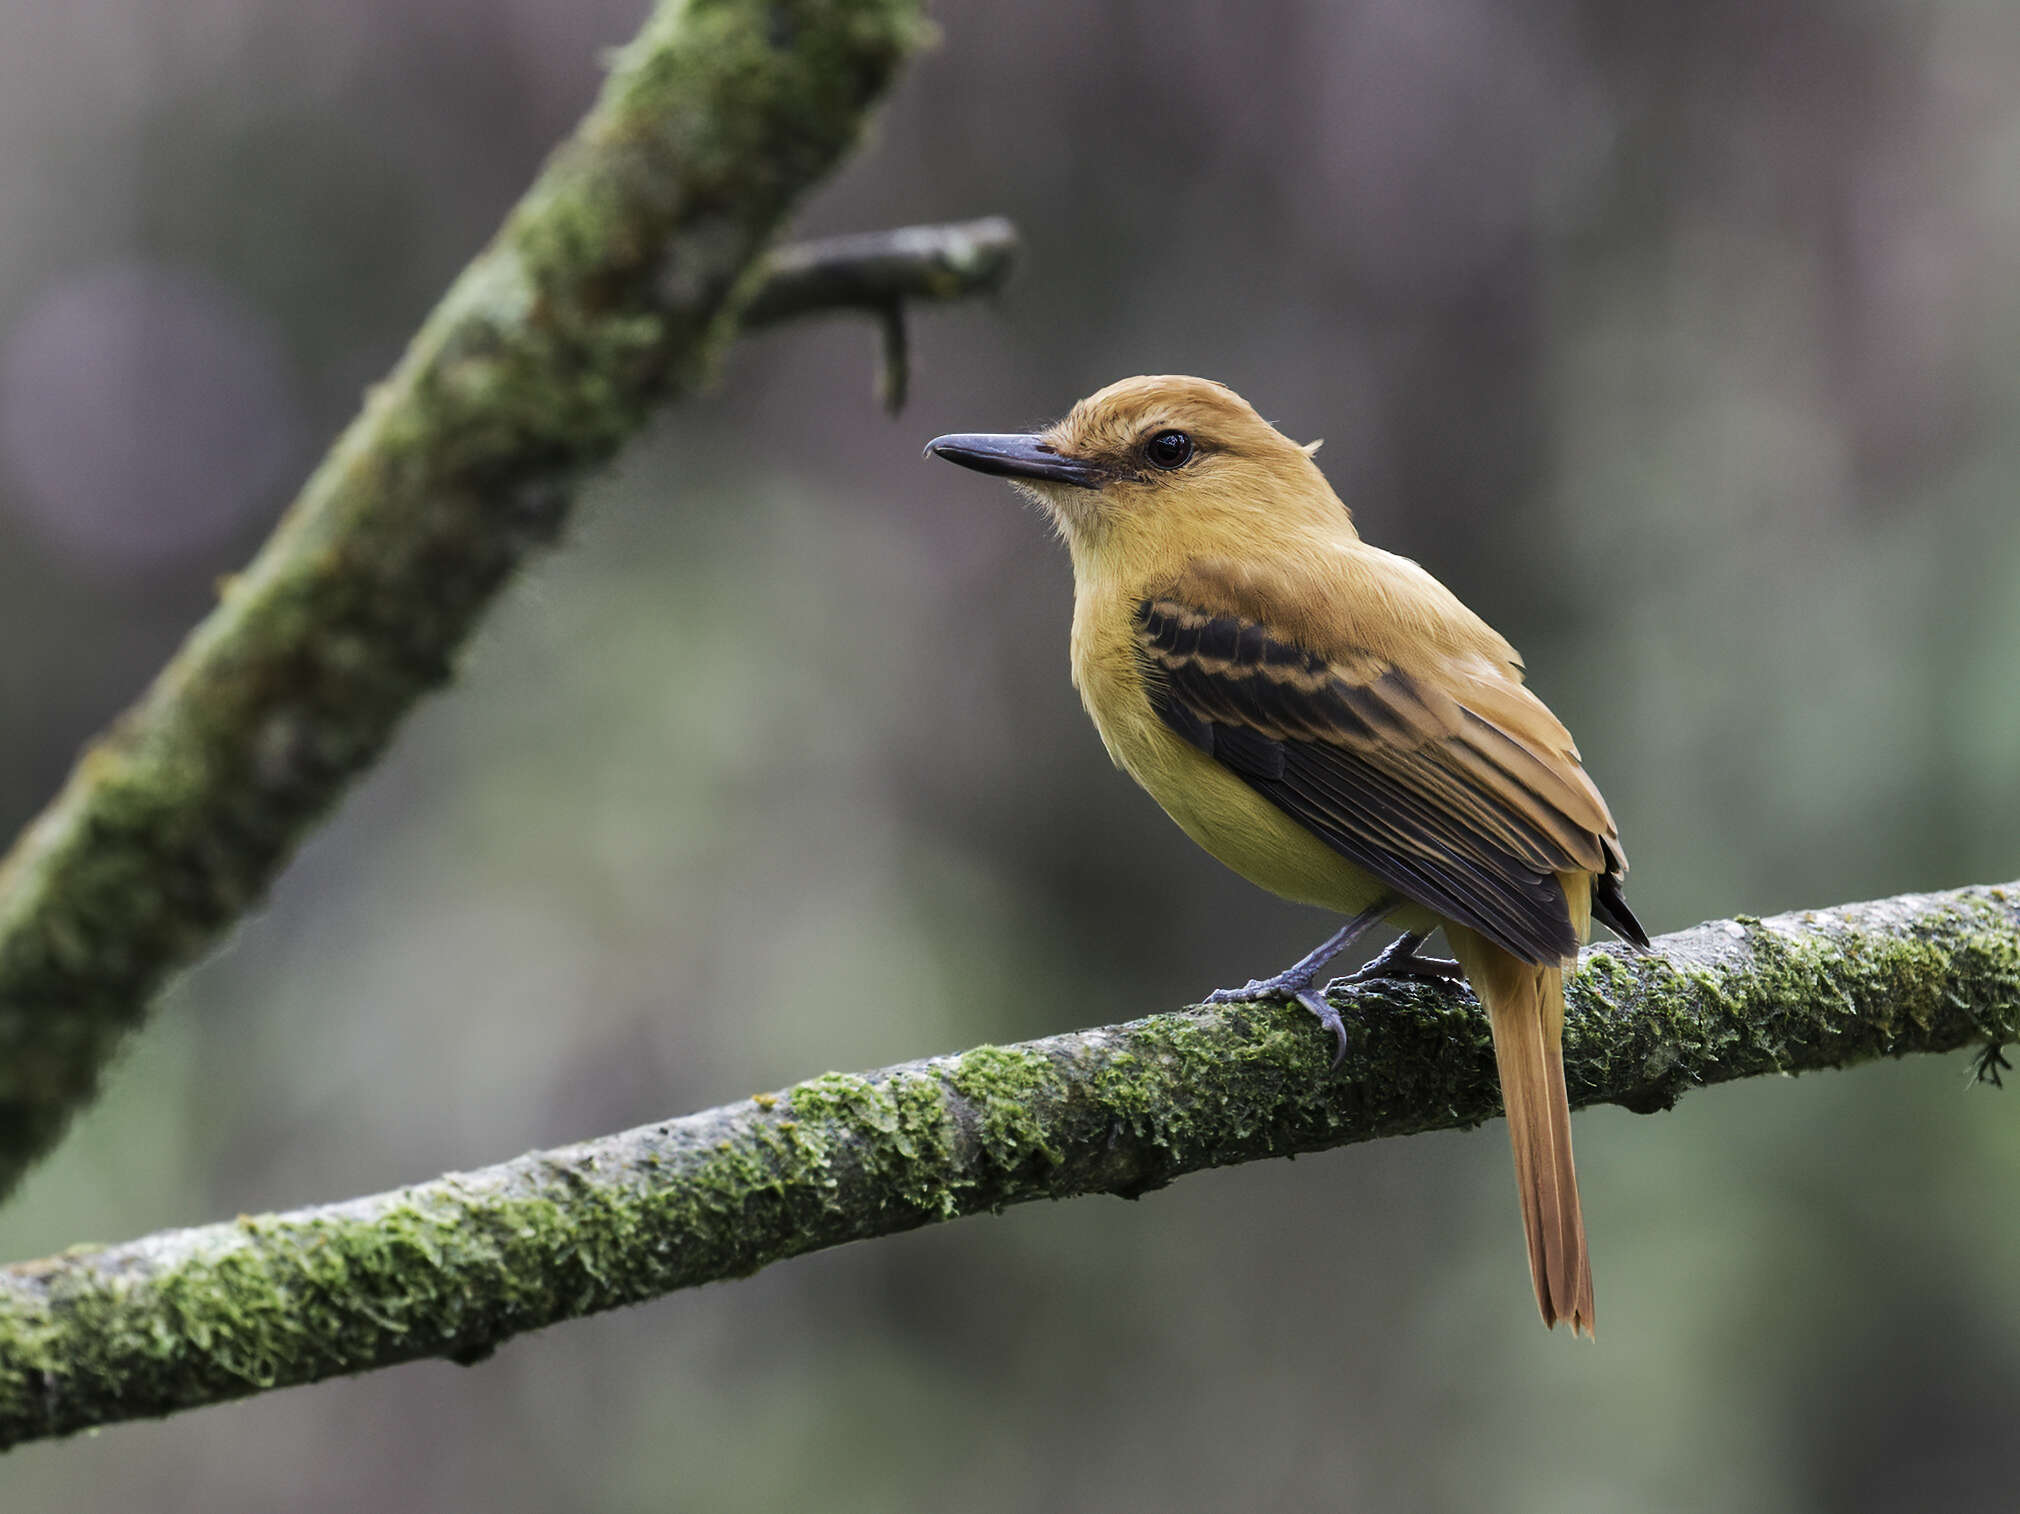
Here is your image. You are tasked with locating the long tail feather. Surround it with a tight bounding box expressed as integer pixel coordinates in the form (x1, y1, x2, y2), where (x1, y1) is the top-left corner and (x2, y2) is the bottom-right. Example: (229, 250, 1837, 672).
(1447, 924, 1595, 1336)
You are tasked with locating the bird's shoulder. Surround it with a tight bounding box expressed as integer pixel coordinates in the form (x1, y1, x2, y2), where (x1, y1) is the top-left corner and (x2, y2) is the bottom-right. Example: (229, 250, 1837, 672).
(1155, 545, 1527, 686)
(1157, 546, 1523, 676)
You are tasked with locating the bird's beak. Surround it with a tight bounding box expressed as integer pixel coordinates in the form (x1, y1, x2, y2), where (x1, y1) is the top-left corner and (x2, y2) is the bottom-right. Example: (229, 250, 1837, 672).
(923, 432, 1105, 489)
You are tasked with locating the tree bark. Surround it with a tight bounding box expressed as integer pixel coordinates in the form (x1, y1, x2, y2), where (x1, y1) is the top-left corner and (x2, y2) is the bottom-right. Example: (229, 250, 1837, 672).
(1, 881, 2011, 1449)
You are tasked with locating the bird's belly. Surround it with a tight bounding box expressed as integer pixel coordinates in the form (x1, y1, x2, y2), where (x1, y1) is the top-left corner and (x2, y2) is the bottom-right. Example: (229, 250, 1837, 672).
(1092, 688, 1394, 919)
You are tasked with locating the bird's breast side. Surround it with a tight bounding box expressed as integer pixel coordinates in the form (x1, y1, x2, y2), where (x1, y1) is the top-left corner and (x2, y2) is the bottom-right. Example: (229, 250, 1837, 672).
(1070, 600, 1391, 918)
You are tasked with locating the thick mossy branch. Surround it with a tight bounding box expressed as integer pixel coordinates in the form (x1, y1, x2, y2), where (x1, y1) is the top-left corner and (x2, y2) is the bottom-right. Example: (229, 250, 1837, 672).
(0, 0, 977, 1200)
(1, 882, 2012, 1449)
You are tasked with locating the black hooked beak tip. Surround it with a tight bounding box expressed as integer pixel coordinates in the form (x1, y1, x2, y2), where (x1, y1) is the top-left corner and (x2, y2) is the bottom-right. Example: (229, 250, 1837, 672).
(923, 432, 1105, 489)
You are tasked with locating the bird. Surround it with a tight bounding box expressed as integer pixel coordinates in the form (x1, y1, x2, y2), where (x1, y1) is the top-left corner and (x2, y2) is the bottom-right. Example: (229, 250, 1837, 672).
(925, 375, 1647, 1336)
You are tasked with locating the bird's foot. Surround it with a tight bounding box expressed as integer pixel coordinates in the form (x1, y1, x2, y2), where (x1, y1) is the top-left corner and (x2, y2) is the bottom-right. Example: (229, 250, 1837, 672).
(1204, 972, 1350, 1067)
(1324, 932, 1467, 991)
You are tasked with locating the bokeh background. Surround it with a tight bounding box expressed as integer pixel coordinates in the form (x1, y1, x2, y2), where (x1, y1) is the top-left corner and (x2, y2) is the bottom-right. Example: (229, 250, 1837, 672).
(4, 1, 2020, 1508)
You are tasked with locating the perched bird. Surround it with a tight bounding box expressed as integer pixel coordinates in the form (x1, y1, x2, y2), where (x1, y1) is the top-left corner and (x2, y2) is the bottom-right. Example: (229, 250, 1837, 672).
(926, 376, 1647, 1336)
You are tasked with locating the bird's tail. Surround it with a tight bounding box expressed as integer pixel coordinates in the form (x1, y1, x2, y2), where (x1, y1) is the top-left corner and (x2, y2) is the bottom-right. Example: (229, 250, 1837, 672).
(1448, 913, 1595, 1337)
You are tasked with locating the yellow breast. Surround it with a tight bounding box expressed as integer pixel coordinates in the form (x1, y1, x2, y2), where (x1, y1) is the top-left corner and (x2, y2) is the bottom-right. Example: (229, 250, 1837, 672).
(1067, 585, 1395, 920)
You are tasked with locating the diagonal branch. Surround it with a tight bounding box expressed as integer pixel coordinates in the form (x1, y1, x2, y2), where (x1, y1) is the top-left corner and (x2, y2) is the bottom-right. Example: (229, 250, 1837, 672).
(0, 0, 1024, 1201)
(1, 882, 2012, 1449)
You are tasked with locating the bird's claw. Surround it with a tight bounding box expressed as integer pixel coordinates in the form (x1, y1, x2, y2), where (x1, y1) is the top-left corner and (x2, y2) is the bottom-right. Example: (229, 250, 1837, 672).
(1327, 935, 1466, 990)
(1202, 976, 1350, 1067)
(1203, 979, 1274, 1006)
(1294, 988, 1350, 1068)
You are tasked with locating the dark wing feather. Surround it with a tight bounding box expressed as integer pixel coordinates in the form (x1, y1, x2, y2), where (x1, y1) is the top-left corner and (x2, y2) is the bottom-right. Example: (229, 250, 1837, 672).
(1137, 597, 1637, 964)
(1592, 851, 1650, 947)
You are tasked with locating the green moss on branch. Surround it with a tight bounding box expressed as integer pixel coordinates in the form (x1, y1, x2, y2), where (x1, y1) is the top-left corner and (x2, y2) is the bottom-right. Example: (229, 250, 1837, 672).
(0, 0, 980, 1198)
(2, 882, 2012, 1448)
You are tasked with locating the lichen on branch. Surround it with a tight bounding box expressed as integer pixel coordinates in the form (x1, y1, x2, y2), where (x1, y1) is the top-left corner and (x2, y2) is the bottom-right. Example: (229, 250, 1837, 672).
(0, 882, 2011, 1450)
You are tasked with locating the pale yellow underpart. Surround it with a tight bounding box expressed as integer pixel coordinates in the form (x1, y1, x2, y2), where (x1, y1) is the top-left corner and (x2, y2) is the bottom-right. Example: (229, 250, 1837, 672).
(1071, 584, 1407, 923)
(1069, 574, 1473, 947)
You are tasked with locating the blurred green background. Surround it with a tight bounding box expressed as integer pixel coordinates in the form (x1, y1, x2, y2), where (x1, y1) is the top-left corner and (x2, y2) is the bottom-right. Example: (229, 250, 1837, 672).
(4, 1, 2020, 1508)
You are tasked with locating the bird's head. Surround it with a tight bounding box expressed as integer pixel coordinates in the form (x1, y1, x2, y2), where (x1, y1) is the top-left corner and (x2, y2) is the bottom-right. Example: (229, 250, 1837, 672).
(925, 375, 1346, 563)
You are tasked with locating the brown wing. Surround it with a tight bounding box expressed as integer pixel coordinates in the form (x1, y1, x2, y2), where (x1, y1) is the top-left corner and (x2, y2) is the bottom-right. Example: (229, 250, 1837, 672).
(1135, 596, 1643, 964)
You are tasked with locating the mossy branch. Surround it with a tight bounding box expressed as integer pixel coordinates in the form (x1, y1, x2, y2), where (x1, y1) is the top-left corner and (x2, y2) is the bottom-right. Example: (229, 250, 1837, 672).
(2, 882, 2013, 1449)
(0, 0, 1028, 1201)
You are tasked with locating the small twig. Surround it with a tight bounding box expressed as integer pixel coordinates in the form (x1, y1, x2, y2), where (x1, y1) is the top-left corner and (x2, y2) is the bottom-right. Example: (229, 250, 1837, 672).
(876, 303, 910, 413)
(0, 882, 2012, 1449)
(737, 217, 1019, 328)
(738, 217, 1018, 412)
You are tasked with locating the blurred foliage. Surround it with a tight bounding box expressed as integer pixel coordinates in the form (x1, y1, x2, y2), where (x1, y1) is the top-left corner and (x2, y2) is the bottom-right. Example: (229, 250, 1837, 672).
(1, 0, 2018, 1509)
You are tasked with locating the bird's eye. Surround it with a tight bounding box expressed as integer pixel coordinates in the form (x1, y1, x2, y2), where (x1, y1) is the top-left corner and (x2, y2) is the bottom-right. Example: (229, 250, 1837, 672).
(1144, 430, 1194, 470)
